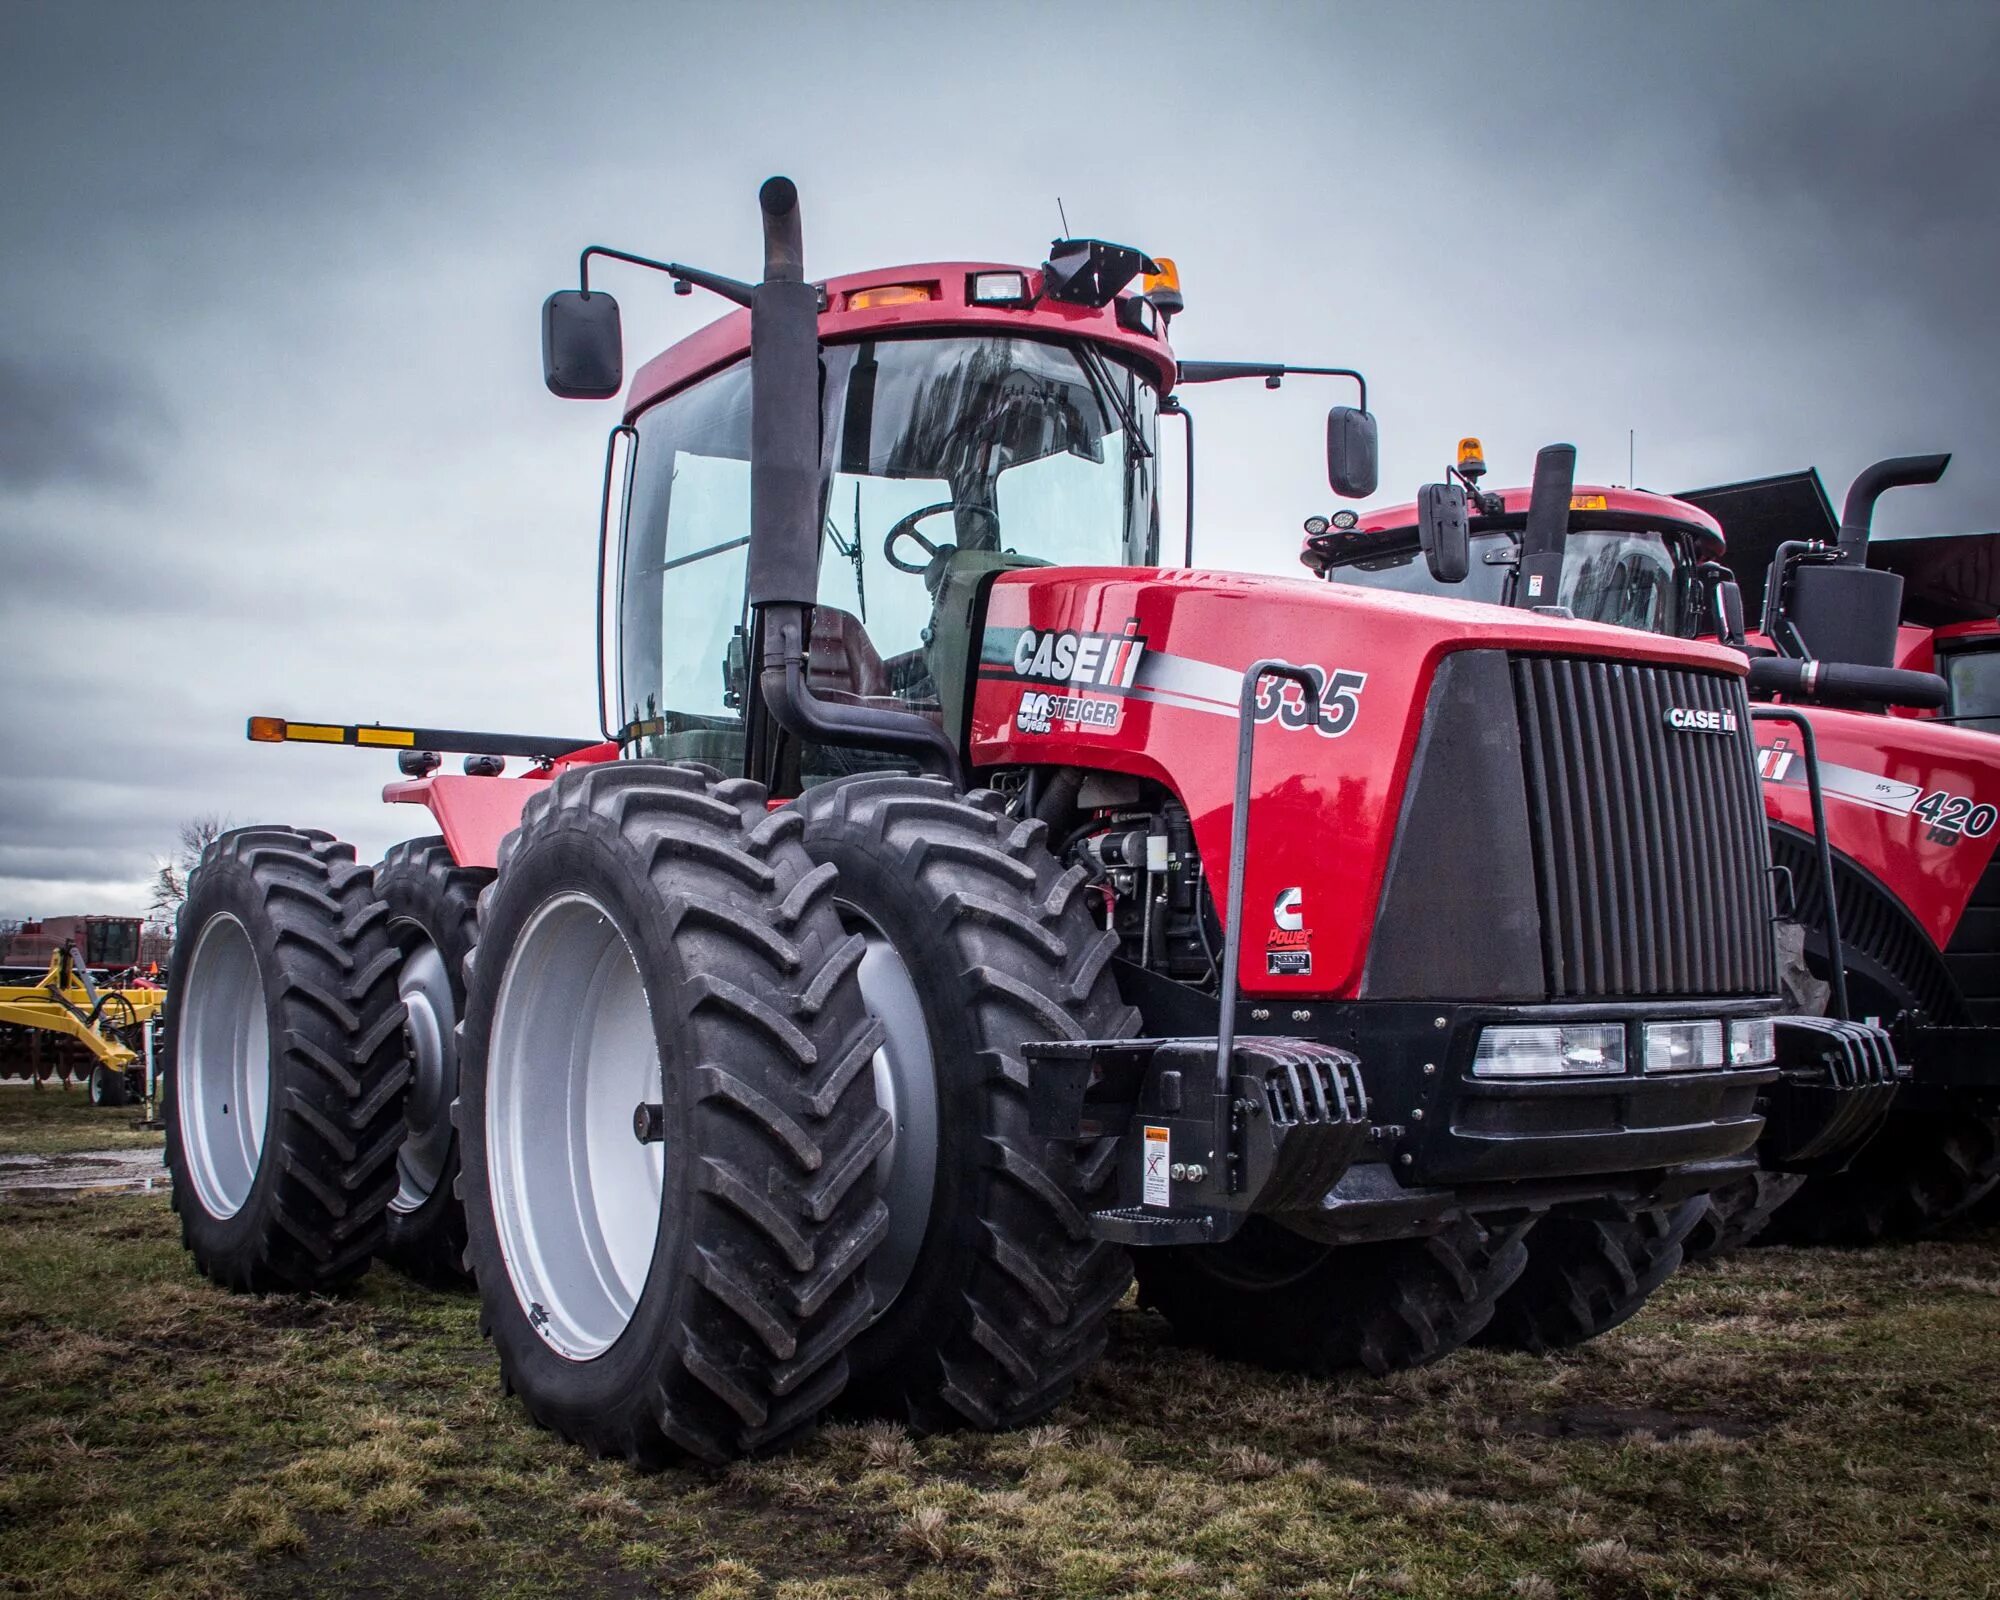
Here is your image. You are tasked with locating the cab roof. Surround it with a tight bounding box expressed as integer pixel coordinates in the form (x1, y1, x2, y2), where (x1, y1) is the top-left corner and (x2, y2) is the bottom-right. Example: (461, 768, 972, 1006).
(1354, 484, 1726, 559)
(623, 261, 1179, 421)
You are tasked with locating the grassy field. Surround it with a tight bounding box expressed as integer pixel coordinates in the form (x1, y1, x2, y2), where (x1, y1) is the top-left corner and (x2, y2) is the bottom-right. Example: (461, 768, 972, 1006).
(0, 1081, 163, 1156)
(4, 1099, 1998, 1599)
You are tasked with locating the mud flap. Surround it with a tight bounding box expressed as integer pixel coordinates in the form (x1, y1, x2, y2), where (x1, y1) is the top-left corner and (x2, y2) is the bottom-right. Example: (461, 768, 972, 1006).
(1759, 1015, 1905, 1175)
(1025, 1036, 1372, 1245)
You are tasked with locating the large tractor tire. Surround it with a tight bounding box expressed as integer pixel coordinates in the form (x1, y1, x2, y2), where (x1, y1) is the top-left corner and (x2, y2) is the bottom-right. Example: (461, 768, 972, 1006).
(1680, 1170, 1806, 1264)
(375, 837, 490, 1284)
(1134, 1214, 1533, 1376)
(1478, 1198, 1703, 1352)
(1760, 1106, 2000, 1245)
(162, 827, 409, 1293)
(795, 775, 1138, 1433)
(457, 763, 888, 1465)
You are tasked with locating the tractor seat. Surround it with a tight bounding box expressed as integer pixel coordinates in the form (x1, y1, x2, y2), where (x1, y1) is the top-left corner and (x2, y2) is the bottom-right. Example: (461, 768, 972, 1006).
(807, 607, 943, 723)
(807, 607, 890, 699)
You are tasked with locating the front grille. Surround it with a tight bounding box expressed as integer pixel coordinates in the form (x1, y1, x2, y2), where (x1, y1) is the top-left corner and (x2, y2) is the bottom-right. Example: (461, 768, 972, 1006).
(1512, 656, 1777, 998)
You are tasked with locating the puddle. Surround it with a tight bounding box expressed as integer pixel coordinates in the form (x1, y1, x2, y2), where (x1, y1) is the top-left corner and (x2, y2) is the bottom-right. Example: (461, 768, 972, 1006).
(0, 1149, 166, 1198)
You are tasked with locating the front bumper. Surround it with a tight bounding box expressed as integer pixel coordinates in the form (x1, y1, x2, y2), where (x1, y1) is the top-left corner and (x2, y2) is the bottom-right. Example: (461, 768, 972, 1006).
(1757, 1015, 1904, 1174)
(1028, 993, 1785, 1246)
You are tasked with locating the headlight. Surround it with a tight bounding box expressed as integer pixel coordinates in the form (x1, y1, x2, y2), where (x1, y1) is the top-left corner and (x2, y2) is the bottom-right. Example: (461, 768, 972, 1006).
(1643, 1019, 1726, 1072)
(1728, 1017, 1777, 1067)
(1472, 1023, 1626, 1078)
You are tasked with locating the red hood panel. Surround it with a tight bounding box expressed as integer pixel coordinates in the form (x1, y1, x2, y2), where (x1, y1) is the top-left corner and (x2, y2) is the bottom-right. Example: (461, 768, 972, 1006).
(971, 567, 1748, 999)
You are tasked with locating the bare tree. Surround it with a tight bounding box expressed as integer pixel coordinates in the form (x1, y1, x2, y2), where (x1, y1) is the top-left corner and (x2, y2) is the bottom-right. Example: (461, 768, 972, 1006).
(150, 813, 228, 917)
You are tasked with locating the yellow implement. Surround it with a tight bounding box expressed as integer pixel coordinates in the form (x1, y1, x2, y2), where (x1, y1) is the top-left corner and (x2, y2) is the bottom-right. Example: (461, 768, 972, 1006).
(0, 946, 166, 1105)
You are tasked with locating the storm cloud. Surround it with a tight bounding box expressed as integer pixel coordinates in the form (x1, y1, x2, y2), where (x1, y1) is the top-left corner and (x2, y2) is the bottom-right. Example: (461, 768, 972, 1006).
(2, 0, 1995, 914)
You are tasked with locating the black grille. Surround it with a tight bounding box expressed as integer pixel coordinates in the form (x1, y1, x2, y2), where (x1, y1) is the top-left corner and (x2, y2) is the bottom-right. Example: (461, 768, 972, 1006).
(1512, 656, 1777, 998)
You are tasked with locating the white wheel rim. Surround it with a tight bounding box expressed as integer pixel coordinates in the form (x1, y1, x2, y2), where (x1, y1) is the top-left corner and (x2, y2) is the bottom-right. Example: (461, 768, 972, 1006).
(179, 913, 270, 1219)
(487, 893, 662, 1360)
(391, 939, 456, 1213)
(846, 907, 939, 1321)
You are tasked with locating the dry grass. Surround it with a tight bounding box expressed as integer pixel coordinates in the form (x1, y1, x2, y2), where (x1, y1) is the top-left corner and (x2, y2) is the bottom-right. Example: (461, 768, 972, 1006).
(3, 1167, 1998, 1597)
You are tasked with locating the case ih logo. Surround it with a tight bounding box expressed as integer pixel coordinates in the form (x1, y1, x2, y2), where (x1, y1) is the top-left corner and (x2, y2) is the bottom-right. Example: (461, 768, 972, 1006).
(1011, 620, 1147, 688)
(1663, 706, 1738, 734)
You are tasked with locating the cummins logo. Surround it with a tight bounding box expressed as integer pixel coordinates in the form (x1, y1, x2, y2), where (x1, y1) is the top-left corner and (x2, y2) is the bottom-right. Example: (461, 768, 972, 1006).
(1663, 706, 1738, 734)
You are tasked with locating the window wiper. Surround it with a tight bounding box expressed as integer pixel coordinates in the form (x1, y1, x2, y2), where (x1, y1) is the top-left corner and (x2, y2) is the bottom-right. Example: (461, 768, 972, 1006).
(822, 480, 866, 620)
(1075, 341, 1152, 461)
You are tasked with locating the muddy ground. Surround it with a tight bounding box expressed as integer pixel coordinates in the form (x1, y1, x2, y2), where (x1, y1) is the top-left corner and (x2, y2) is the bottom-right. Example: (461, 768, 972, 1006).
(3, 1089, 1997, 1599)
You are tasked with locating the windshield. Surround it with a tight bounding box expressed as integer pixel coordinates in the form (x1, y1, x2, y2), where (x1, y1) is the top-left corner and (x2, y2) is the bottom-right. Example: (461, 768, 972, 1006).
(1940, 646, 2000, 730)
(618, 333, 1158, 770)
(1330, 525, 1695, 634)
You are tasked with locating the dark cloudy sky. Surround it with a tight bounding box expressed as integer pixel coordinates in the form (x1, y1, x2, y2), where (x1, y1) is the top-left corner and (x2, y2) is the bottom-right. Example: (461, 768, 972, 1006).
(3, 0, 1995, 916)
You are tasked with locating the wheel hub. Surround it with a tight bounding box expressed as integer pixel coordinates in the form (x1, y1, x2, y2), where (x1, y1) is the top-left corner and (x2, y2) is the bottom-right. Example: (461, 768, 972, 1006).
(178, 913, 270, 1220)
(390, 940, 456, 1214)
(487, 893, 662, 1361)
(846, 908, 939, 1321)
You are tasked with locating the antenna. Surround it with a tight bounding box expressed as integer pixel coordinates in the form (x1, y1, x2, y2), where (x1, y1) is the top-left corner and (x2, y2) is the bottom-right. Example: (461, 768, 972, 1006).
(1056, 196, 1071, 237)
(1629, 428, 1635, 487)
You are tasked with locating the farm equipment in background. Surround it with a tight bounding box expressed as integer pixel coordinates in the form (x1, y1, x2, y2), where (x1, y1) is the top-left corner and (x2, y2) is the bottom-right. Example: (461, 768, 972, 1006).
(2, 914, 145, 977)
(1313, 443, 1997, 1251)
(161, 177, 1804, 1466)
(0, 936, 165, 1108)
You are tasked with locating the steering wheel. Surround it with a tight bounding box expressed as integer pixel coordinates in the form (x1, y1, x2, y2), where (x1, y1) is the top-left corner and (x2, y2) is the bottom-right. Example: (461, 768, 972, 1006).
(883, 502, 999, 575)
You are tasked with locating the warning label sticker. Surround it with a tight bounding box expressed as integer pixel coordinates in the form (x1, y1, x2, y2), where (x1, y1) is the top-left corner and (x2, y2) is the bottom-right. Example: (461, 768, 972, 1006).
(1142, 1125, 1172, 1208)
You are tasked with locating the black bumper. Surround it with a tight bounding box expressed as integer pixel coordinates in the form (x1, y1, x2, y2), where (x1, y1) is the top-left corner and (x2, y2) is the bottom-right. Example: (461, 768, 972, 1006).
(1034, 986, 1787, 1246)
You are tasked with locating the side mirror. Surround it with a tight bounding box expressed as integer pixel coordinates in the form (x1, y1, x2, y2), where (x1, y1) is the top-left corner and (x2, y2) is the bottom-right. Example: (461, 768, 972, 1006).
(1416, 482, 1470, 584)
(1714, 577, 1746, 647)
(1696, 562, 1746, 648)
(1327, 405, 1378, 499)
(543, 289, 624, 399)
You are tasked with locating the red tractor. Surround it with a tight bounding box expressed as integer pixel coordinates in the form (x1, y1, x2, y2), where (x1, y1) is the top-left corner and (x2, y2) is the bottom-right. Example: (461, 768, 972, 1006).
(1313, 443, 1998, 1250)
(162, 180, 1825, 1465)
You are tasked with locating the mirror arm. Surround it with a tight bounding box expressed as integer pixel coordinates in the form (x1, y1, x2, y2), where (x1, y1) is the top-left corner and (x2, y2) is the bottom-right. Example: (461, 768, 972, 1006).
(578, 246, 757, 309)
(1176, 361, 1366, 414)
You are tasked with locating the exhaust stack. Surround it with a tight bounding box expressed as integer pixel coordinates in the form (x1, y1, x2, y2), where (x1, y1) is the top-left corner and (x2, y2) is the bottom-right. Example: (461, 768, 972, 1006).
(1513, 444, 1577, 610)
(1836, 453, 1951, 560)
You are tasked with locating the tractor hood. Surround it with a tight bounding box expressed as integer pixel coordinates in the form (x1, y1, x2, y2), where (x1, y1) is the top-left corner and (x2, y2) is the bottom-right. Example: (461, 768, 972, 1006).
(969, 567, 1751, 1001)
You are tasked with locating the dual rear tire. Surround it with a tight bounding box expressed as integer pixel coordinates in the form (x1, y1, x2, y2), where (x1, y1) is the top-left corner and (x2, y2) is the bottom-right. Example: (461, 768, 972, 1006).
(374, 838, 489, 1284)
(453, 768, 1135, 1461)
(162, 828, 409, 1292)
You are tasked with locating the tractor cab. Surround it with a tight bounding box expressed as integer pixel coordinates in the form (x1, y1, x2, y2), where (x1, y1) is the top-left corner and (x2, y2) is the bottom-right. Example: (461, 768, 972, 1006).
(1303, 438, 1724, 638)
(613, 272, 1169, 774)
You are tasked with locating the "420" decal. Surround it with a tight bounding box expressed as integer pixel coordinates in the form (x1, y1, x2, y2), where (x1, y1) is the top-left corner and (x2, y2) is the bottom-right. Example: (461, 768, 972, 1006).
(1914, 789, 1998, 840)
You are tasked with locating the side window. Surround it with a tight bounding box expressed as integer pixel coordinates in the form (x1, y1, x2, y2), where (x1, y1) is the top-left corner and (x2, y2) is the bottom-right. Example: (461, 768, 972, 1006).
(649, 453, 751, 720)
(620, 365, 753, 767)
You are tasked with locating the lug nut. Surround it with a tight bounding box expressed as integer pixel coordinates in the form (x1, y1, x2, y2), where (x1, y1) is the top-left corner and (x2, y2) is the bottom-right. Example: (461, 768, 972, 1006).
(633, 1102, 666, 1144)
(1185, 1163, 1207, 1182)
